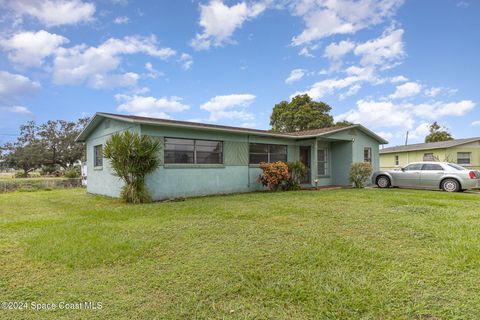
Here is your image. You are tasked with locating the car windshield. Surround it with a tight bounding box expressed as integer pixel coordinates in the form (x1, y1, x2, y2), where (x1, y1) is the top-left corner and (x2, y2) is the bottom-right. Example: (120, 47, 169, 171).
(447, 163, 466, 171)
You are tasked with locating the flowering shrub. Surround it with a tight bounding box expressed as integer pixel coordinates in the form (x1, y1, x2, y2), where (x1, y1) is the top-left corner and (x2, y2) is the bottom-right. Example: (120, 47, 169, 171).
(257, 161, 290, 191)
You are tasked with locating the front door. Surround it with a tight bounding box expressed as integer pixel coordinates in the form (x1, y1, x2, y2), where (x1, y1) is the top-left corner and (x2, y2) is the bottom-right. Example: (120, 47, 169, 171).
(299, 146, 311, 184)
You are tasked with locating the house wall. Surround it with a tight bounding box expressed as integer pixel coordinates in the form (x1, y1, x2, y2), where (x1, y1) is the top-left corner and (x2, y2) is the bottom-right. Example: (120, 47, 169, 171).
(84, 119, 384, 199)
(141, 124, 300, 200)
(85, 119, 140, 197)
(380, 141, 480, 170)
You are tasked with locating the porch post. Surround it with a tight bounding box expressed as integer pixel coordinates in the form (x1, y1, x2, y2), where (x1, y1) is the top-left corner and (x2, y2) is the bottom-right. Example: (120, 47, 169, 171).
(311, 139, 318, 186)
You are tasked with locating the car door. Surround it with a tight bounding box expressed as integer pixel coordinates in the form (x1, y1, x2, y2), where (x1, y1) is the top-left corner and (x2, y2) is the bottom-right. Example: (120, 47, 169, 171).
(420, 163, 445, 189)
(395, 163, 422, 187)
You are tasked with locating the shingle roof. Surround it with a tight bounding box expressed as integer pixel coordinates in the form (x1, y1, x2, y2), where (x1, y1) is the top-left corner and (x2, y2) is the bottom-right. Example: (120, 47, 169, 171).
(76, 112, 388, 143)
(380, 137, 480, 154)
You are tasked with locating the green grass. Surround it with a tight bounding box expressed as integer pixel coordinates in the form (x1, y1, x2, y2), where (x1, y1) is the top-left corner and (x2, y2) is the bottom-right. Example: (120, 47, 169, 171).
(1, 188, 480, 319)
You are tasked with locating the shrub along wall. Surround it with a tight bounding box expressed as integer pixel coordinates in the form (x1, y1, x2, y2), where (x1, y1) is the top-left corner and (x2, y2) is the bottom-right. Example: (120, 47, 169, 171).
(0, 178, 83, 193)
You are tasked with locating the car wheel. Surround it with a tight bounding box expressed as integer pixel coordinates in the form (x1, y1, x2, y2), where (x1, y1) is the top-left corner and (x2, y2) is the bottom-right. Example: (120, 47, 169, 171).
(376, 176, 391, 188)
(441, 179, 460, 192)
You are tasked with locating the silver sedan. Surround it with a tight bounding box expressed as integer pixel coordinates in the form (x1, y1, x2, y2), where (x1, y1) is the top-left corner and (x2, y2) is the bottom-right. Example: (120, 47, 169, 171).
(372, 162, 480, 192)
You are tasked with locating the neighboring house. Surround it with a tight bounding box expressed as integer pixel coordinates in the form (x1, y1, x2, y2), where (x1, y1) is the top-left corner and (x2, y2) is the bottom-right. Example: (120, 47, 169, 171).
(380, 137, 480, 170)
(76, 112, 387, 200)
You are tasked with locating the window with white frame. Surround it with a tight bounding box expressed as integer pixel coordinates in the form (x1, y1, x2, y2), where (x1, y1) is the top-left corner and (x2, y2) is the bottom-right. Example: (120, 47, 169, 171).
(248, 143, 287, 164)
(364, 147, 372, 163)
(94, 145, 103, 167)
(457, 152, 471, 165)
(317, 148, 328, 176)
(423, 153, 435, 161)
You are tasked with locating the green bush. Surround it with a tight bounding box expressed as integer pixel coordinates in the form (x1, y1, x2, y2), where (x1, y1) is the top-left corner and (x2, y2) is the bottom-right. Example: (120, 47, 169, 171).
(104, 131, 161, 204)
(287, 161, 307, 190)
(349, 162, 373, 188)
(64, 166, 81, 178)
(14, 172, 29, 178)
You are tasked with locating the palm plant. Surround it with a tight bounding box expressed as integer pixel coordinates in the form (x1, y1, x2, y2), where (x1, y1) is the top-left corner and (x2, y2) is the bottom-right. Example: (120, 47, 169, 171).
(103, 131, 161, 203)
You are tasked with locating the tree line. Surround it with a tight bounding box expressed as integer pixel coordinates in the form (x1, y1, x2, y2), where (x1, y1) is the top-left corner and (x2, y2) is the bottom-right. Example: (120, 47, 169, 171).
(0, 118, 89, 175)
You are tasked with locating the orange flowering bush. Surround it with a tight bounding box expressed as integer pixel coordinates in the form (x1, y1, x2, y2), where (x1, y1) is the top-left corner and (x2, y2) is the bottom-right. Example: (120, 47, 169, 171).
(257, 161, 290, 191)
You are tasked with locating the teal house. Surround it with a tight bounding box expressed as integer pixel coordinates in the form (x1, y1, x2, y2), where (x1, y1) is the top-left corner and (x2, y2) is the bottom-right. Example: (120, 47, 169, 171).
(76, 113, 388, 200)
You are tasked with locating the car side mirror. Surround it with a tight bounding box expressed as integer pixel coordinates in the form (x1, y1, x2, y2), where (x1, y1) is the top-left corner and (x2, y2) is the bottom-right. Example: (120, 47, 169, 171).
(401, 167, 405, 172)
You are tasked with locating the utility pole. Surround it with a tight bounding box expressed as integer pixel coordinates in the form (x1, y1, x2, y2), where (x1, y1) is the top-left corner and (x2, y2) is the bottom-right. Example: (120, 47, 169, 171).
(405, 131, 409, 146)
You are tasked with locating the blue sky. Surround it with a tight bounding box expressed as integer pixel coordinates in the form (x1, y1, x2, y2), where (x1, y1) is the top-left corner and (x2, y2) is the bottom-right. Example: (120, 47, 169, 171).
(0, 0, 479, 146)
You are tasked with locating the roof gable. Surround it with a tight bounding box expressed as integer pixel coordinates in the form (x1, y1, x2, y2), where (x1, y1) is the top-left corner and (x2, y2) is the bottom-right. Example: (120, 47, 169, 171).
(380, 137, 480, 154)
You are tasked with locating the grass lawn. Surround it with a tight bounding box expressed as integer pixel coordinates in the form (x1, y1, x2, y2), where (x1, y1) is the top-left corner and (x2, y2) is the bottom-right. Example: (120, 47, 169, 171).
(1, 188, 480, 319)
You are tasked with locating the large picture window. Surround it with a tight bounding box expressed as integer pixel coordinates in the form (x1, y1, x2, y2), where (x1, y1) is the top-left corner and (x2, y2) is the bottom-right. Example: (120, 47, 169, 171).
(249, 143, 287, 164)
(165, 138, 223, 164)
(317, 148, 328, 176)
(94, 145, 103, 167)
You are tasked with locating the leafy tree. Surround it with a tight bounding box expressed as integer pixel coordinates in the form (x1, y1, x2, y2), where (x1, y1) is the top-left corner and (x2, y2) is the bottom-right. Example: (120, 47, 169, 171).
(3, 141, 46, 176)
(270, 94, 334, 132)
(424, 122, 453, 143)
(38, 118, 90, 168)
(103, 131, 161, 203)
(334, 120, 354, 127)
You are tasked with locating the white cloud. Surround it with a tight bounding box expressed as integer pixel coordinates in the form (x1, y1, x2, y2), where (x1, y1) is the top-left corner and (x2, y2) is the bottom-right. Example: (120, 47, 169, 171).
(113, 16, 129, 24)
(200, 93, 255, 121)
(144, 62, 163, 79)
(298, 43, 321, 57)
(408, 122, 430, 140)
(291, 0, 404, 46)
(88, 72, 139, 89)
(410, 100, 475, 119)
(389, 75, 408, 83)
(285, 69, 306, 84)
(339, 84, 361, 100)
(5, 0, 95, 27)
(52, 35, 176, 87)
(0, 71, 40, 100)
(471, 120, 480, 127)
(179, 53, 193, 70)
(324, 40, 355, 60)
(424, 87, 458, 97)
(389, 82, 422, 99)
(115, 94, 189, 119)
(336, 99, 414, 130)
(354, 27, 405, 68)
(190, 0, 267, 50)
(0, 30, 69, 67)
(0, 106, 33, 116)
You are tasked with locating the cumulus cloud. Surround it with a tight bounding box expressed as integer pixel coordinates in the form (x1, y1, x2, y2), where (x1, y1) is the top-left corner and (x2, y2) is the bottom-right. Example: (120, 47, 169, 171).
(52, 35, 175, 87)
(424, 86, 458, 97)
(285, 69, 306, 84)
(0, 30, 69, 67)
(113, 16, 129, 24)
(354, 27, 405, 68)
(200, 94, 256, 121)
(336, 99, 415, 130)
(389, 82, 422, 99)
(179, 53, 193, 70)
(0, 105, 33, 116)
(324, 40, 355, 60)
(471, 120, 480, 127)
(0, 71, 40, 100)
(4, 0, 95, 27)
(190, 0, 267, 50)
(291, 0, 404, 46)
(410, 100, 475, 119)
(115, 94, 189, 119)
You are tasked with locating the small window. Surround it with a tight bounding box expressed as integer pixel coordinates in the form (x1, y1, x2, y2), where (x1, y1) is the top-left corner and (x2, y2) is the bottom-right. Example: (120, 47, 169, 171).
(404, 163, 423, 171)
(317, 148, 328, 176)
(94, 145, 103, 167)
(422, 164, 443, 171)
(249, 143, 287, 164)
(364, 147, 372, 163)
(164, 138, 223, 164)
(457, 152, 471, 165)
(394, 155, 399, 166)
(423, 153, 435, 161)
